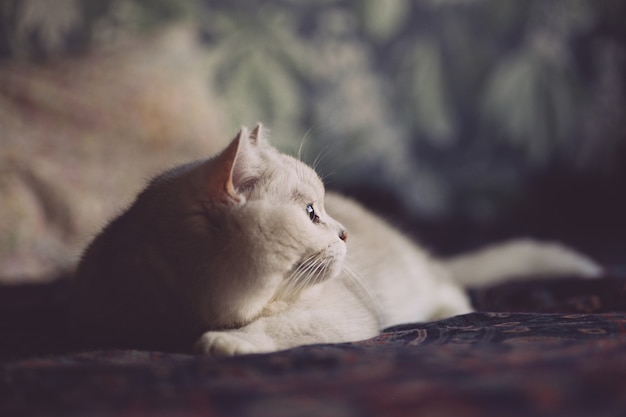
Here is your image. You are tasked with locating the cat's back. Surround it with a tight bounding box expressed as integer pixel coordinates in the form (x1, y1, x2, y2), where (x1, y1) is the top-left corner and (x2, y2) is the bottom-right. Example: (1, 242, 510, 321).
(324, 192, 469, 327)
(69, 195, 204, 351)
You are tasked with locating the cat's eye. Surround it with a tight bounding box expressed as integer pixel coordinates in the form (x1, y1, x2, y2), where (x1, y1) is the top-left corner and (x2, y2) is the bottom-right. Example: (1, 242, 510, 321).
(306, 204, 320, 224)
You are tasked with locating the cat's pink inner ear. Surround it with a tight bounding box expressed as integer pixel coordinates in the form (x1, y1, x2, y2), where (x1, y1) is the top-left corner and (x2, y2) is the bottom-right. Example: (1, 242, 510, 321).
(207, 128, 247, 203)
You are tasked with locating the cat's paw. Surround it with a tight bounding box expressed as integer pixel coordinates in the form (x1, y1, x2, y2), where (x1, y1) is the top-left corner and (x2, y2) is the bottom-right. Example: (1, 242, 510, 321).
(194, 331, 260, 357)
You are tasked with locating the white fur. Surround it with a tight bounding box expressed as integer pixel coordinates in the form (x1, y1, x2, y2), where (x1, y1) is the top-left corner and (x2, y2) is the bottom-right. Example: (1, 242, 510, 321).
(71, 124, 601, 356)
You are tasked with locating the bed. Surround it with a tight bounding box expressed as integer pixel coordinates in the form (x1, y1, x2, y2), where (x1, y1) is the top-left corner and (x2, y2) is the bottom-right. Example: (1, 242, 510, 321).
(2, 274, 626, 416)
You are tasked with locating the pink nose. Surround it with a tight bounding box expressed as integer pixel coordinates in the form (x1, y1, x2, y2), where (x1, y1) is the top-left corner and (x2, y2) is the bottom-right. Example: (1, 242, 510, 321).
(339, 229, 348, 242)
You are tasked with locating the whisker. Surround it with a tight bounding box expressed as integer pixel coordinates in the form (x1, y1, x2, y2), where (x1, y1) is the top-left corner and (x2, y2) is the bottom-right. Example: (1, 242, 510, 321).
(286, 261, 314, 299)
(283, 254, 322, 300)
(342, 261, 388, 327)
(297, 125, 318, 161)
(297, 257, 326, 293)
(275, 254, 315, 300)
(288, 264, 313, 299)
(311, 144, 334, 172)
(320, 170, 337, 184)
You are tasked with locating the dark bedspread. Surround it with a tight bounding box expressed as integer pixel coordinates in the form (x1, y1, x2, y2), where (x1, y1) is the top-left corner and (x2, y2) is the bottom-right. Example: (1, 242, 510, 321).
(2, 275, 626, 417)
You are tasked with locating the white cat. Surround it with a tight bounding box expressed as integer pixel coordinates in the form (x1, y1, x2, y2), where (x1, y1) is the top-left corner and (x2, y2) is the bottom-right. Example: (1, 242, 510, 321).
(69, 125, 600, 356)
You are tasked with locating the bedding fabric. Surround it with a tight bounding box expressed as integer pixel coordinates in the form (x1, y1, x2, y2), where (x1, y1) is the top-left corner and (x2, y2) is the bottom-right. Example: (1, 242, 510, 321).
(1, 275, 626, 416)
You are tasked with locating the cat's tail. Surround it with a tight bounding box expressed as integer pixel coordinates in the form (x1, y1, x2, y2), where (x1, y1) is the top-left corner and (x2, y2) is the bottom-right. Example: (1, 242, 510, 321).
(442, 239, 602, 287)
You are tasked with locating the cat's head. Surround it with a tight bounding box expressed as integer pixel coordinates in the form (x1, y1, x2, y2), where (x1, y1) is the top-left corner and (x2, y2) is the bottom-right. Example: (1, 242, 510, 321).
(141, 124, 347, 328)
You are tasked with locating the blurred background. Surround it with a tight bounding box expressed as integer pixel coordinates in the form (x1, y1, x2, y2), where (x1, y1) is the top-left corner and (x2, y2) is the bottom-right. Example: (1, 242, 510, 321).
(1, 0, 625, 283)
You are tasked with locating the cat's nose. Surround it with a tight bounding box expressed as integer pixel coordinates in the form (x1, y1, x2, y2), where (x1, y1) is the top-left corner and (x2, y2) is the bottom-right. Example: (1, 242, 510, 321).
(339, 229, 348, 242)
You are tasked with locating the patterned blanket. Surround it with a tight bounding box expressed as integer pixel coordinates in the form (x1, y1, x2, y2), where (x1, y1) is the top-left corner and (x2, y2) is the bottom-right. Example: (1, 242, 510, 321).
(2, 276, 626, 416)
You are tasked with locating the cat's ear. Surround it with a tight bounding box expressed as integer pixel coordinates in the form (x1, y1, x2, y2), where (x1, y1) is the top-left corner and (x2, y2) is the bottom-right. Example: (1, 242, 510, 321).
(207, 127, 261, 204)
(207, 127, 248, 204)
(249, 123, 269, 147)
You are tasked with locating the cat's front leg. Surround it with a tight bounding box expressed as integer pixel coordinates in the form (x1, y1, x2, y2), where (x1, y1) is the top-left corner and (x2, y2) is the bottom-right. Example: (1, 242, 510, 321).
(194, 323, 279, 357)
(194, 331, 260, 356)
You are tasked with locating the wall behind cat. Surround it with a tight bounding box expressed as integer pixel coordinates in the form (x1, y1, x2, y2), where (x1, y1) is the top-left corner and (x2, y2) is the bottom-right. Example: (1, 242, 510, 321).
(198, 1, 625, 265)
(1, 0, 625, 281)
(0, 18, 228, 282)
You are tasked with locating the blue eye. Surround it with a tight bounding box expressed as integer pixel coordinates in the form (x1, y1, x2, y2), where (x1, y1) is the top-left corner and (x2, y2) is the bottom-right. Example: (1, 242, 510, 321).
(306, 204, 320, 223)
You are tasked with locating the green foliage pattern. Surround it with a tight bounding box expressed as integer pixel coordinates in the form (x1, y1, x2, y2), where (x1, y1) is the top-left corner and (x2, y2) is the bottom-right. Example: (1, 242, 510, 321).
(2, 0, 624, 218)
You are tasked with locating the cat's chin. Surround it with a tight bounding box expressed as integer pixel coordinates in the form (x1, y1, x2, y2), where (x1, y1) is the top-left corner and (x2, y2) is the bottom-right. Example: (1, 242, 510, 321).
(274, 252, 345, 301)
(302, 259, 344, 286)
